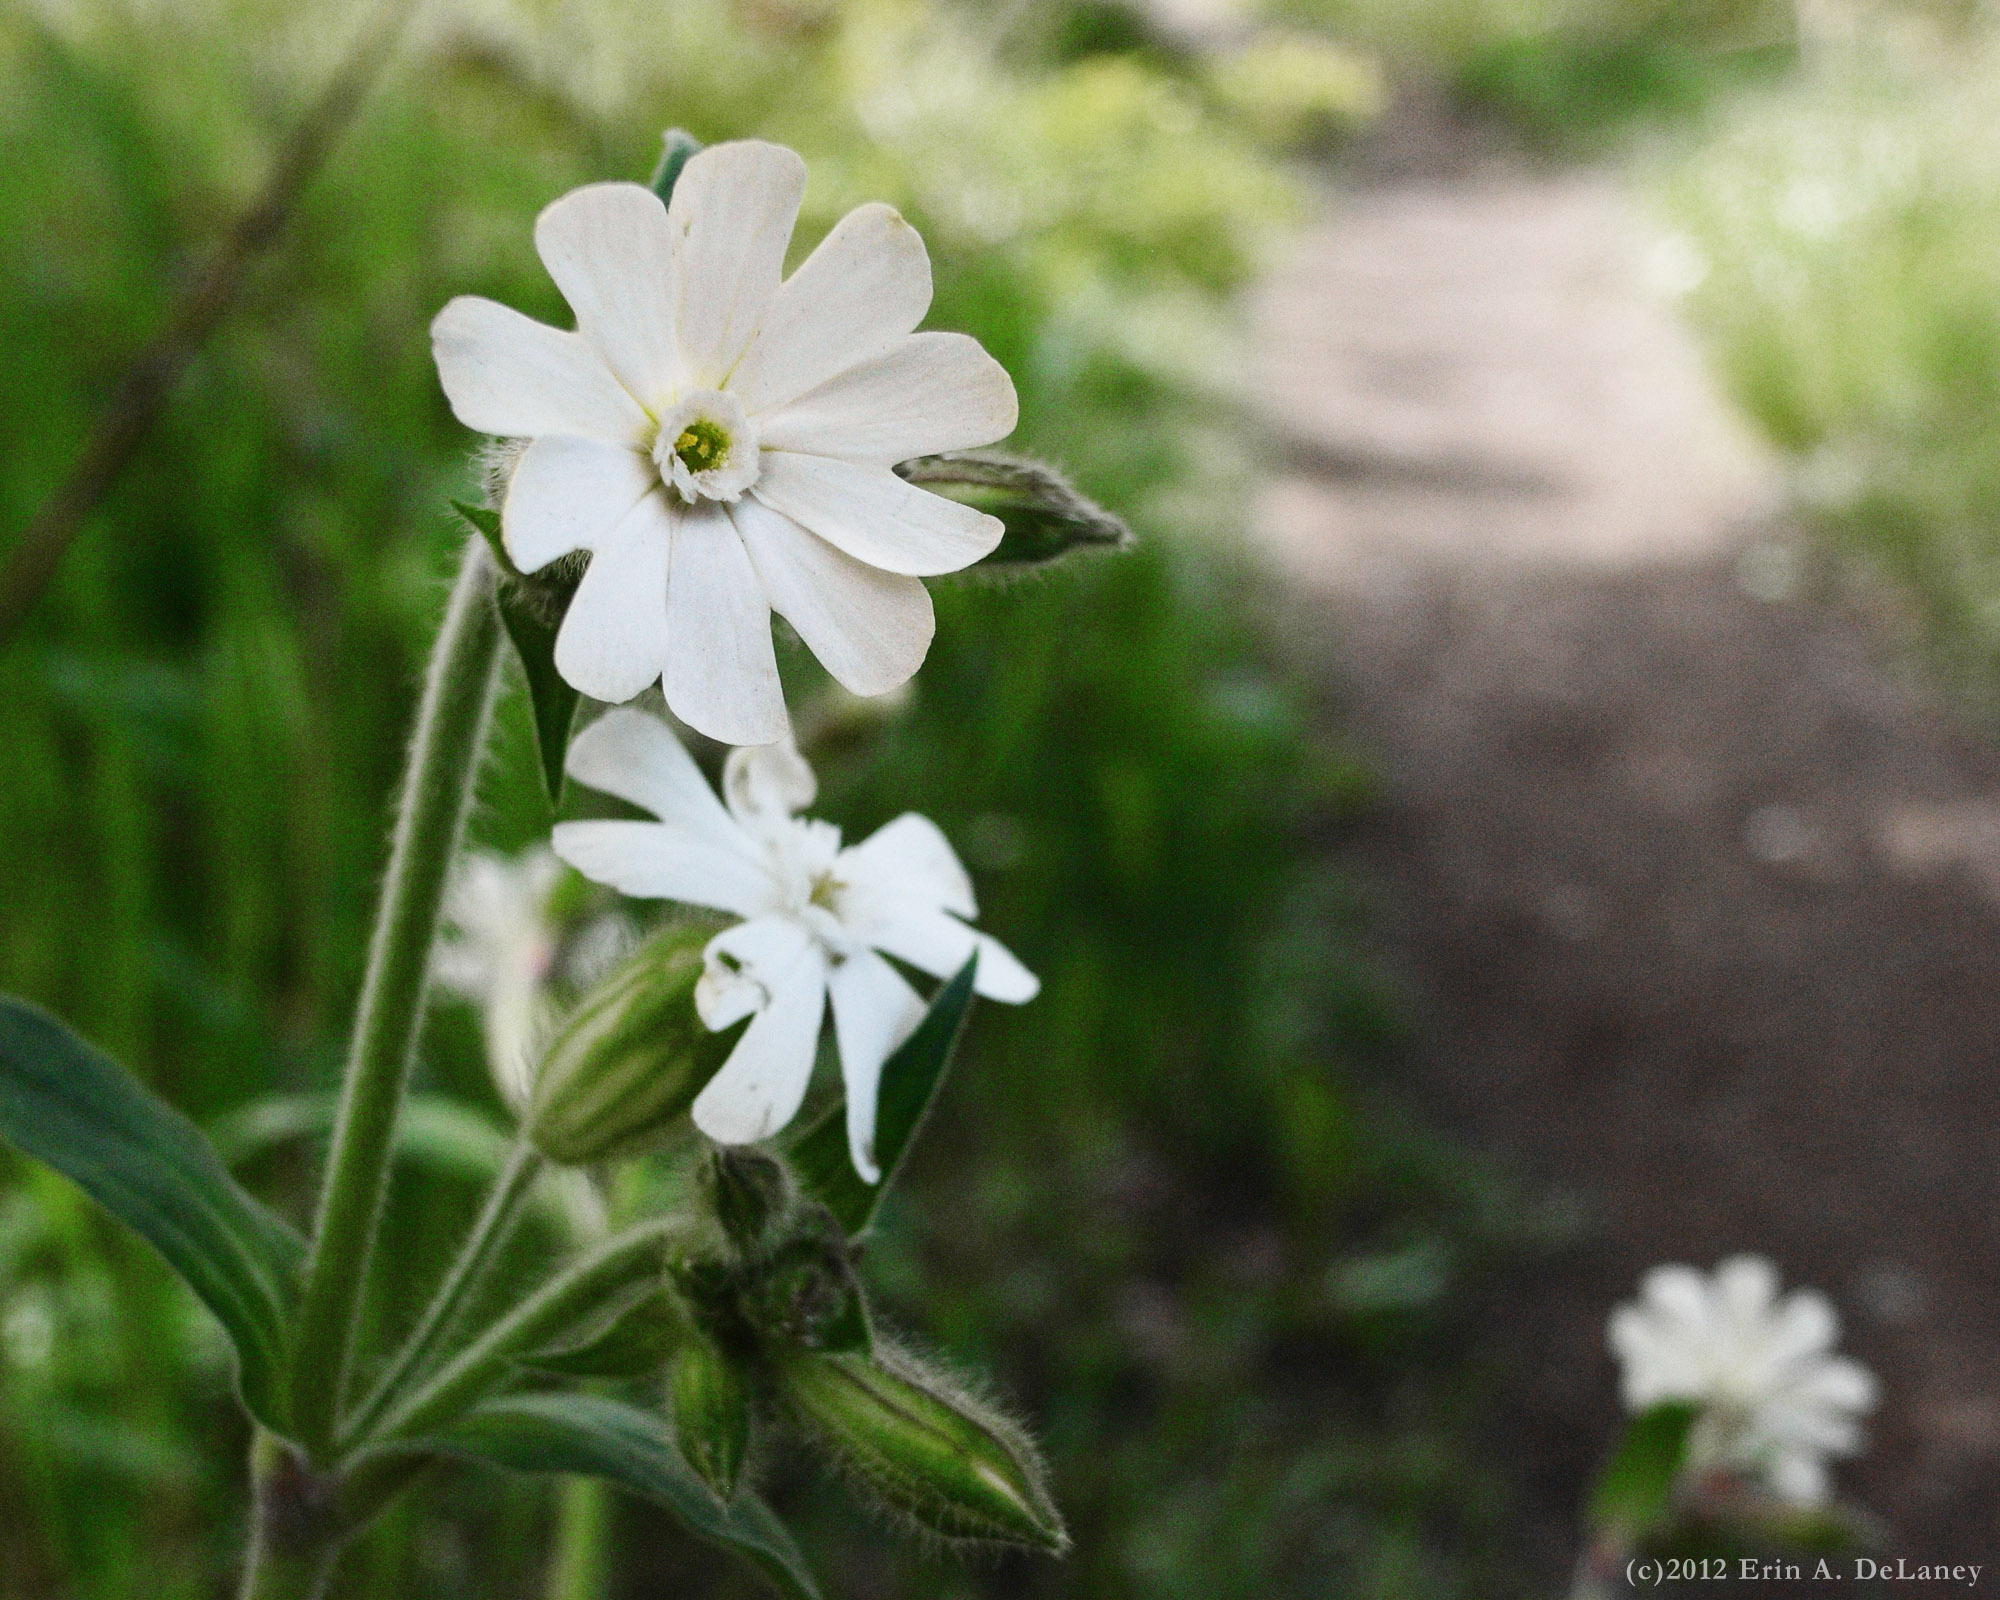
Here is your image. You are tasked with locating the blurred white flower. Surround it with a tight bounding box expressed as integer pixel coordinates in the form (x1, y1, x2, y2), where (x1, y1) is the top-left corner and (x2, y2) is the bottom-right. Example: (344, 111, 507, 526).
(1608, 1255, 1878, 1504)
(434, 848, 565, 1113)
(431, 140, 1018, 746)
(551, 709, 1038, 1181)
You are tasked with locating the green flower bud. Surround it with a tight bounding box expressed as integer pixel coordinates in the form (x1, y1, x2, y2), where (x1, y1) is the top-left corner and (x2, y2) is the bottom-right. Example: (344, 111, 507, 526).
(701, 1145, 795, 1254)
(526, 920, 730, 1165)
(781, 1344, 1068, 1552)
(894, 451, 1129, 569)
(672, 1333, 752, 1501)
(741, 1213, 870, 1356)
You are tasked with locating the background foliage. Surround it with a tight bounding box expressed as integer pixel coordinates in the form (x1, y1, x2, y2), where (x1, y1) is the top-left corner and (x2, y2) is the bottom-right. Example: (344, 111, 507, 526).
(0, 1, 1558, 1595)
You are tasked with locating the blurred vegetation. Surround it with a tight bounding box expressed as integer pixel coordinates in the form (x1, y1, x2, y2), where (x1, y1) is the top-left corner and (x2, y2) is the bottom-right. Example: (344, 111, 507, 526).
(1660, 13, 2000, 704)
(0, 0, 1562, 1595)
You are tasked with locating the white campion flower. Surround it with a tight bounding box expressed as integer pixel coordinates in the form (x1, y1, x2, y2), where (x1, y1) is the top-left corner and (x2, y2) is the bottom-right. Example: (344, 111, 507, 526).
(434, 848, 566, 1113)
(1608, 1255, 1878, 1505)
(549, 708, 1038, 1182)
(431, 140, 1018, 747)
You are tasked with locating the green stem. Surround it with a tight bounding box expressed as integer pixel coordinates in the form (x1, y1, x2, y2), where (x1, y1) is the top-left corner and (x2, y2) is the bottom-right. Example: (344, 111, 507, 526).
(375, 1219, 675, 1445)
(547, 1476, 613, 1600)
(341, 1138, 545, 1451)
(238, 1432, 347, 1600)
(291, 541, 504, 1457)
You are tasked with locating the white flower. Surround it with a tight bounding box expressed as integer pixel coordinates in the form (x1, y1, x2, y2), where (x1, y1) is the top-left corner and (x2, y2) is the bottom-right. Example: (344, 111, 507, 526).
(1608, 1256, 1878, 1504)
(431, 140, 1019, 746)
(434, 848, 566, 1112)
(549, 708, 1038, 1182)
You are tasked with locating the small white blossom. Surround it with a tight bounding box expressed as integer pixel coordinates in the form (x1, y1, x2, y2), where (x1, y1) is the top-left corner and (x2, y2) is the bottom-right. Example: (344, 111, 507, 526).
(431, 140, 1019, 746)
(435, 848, 565, 1112)
(550, 709, 1038, 1182)
(1608, 1255, 1878, 1504)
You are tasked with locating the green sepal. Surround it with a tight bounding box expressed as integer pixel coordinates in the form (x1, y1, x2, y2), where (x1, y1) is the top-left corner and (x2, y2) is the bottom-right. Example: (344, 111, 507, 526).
(787, 955, 978, 1237)
(651, 129, 702, 206)
(525, 1285, 683, 1379)
(0, 998, 304, 1434)
(451, 499, 579, 804)
(1588, 1401, 1699, 1543)
(896, 452, 1130, 567)
(413, 1391, 820, 1599)
(741, 1216, 872, 1356)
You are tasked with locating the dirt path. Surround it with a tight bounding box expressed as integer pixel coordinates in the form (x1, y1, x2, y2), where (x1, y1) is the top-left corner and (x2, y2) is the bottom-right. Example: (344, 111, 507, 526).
(1255, 161, 2000, 1584)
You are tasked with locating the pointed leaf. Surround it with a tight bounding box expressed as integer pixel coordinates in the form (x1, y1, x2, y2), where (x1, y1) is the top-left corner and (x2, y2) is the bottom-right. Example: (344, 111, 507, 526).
(420, 1391, 820, 1600)
(895, 452, 1130, 568)
(525, 1285, 682, 1379)
(0, 998, 302, 1432)
(452, 501, 582, 803)
(787, 956, 977, 1236)
(651, 128, 702, 205)
(1588, 1400, 1699, 1542)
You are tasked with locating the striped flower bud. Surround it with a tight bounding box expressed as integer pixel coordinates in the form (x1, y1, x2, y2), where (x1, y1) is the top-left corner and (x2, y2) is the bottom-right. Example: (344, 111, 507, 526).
(780, 1344, 1067, 1551)
(671, 1333, 753, 1501)
(525, 920, 728, 1164)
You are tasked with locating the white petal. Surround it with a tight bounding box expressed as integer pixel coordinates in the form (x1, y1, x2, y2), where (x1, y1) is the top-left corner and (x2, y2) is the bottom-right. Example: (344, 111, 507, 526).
(669, 141, 806, 388)
(502, 435, 659, 573)
(662, 502, 788, 746)
(563, 707, 739, 839)
(723, 739, 817, 828)
(1715, 1256, 1780, 1324)
(841, 814, 975, 919)
(827, 950, 926, 1183)
(758, 333, 1017, 463)
(730, 496, 933, 696)
(752, 453, 1002, 576)
(432, 296, 648, 443)
(729, 202, 932, 414)
(553, 496, 673, 703)
(859, 902, 1039, 1003)
(551, 820, 769, 918)
(534, 182, 680, 408)
(698, 917, 807, 1031)
(691, 940, 827, 1146)
(1765, 1451, 1828, 1505)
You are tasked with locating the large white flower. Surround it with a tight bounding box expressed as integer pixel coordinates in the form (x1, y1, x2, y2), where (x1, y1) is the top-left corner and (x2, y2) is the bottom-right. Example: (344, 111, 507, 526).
(431, 141, 1018, 746)
(549, 708, 1038, 1181)
(1608, 1255, 1878, 1504)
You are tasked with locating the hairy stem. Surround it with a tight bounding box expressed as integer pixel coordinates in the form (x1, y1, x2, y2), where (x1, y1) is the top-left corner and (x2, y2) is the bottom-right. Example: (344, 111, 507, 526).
(291, 542, 504, 1457)
(238, 1433, 347, 1600)
(341, 1138, 545, 1451)
(375, 1219, 675, 1445)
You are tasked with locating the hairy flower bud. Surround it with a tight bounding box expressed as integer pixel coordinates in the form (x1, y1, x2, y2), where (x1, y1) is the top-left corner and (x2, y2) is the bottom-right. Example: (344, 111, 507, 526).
(672, 1333, 752, 1501)
(780, 1344, 1067, 1551)
(525, 920, 729, 1164)
(894, 451, 1130, 569)
(741, 1212, 870, 1355)
(702, 1145, 795, 1254)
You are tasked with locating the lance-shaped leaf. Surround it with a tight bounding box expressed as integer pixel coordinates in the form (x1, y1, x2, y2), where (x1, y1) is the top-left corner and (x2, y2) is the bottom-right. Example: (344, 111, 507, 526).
(787, 956, 977, 1237)
(524, 1284, 683, 1379)
(419, 1391, 820, 1600)
(651, 127, 702, 205)
(895, 452, 1130, 567)
(1588, 1400, 1699, 1543)
(0, 998, 303, 1432)
(453, 499, 581, 804)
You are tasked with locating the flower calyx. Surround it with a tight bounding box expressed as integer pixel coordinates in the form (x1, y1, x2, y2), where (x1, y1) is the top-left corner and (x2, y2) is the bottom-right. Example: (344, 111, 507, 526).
(524, 919, 732, 1165)
(778, 1341, 1068, 1553)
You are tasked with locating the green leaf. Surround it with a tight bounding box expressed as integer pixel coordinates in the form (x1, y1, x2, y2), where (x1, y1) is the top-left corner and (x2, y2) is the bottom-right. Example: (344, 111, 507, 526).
(420, 1391, 820, 1600)
(525, 1285, 682, 1379)
(452, 499, 581, 804)
(1588, 1400, 1699, 1542)
(0, 998, 303, 1432)
(787, 956, 978, 1236)
(651, 128, 703, 206)
(210, 1089, 513, 1180)
(895, 452, 1130, 567)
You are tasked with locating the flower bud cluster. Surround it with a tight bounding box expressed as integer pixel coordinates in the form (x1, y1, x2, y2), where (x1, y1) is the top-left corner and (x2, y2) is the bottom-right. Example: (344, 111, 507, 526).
(652, 1147, 1065, 1551)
